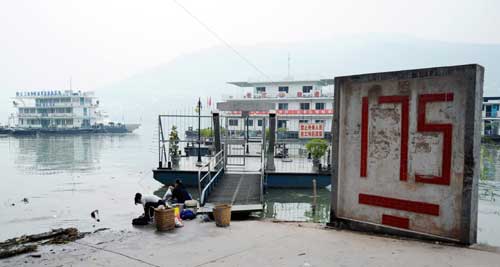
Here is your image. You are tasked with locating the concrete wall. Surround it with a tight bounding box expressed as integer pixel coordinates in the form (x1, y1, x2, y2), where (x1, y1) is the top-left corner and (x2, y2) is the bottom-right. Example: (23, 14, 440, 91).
(330, 64, 483, 244)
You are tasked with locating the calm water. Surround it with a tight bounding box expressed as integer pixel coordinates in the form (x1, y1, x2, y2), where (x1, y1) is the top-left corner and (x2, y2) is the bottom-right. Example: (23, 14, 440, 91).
(0, 128, 499, 246)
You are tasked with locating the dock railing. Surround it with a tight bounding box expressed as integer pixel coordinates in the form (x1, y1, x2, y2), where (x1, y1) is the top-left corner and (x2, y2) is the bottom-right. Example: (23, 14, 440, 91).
(157, 113, 214, 169)
(199, 149, 225, 206)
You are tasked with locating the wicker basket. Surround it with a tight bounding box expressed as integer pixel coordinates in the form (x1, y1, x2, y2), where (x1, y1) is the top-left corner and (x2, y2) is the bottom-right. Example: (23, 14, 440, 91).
(154, 208, 175, 231)
(213, 204, 231, 227)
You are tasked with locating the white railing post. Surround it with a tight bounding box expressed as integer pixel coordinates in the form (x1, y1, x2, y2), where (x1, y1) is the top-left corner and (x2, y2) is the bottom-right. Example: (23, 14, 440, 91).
(208, 162, 211, 181)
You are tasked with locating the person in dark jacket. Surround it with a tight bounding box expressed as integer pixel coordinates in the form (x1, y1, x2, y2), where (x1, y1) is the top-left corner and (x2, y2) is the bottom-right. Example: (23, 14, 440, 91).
(172, 179, 192, 203)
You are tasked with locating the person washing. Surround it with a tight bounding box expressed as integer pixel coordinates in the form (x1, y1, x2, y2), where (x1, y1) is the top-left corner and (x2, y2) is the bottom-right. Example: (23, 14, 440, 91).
(134, 193, 165, 221)
(163, 185, 174, 202)
(172, 179, 192, 204)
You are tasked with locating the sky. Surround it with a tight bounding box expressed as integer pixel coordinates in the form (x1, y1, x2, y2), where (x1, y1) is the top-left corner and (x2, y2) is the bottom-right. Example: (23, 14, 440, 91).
(0, 0, 499, 91)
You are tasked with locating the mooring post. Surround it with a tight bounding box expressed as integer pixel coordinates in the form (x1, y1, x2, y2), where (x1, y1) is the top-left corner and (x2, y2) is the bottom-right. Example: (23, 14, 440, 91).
(212, 112, 221, 153)
(312, 178, 317, 213)
(266, 112, 276, 171)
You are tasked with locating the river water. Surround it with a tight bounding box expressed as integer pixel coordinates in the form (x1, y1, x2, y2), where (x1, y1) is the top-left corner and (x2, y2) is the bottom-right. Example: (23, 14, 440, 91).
(0, 128, 499, 246)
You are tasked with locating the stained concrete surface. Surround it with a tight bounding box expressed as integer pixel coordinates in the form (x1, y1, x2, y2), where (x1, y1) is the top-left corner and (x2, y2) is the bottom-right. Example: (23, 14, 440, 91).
(1, 220, 499, 267)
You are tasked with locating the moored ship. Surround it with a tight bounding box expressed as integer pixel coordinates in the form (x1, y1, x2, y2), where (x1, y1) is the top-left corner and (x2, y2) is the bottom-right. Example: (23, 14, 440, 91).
(9, 90, 140, 135)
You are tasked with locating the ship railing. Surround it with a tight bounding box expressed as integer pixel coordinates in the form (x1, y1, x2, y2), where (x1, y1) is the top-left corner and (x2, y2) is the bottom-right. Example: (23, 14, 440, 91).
(157, 113, 215, 170)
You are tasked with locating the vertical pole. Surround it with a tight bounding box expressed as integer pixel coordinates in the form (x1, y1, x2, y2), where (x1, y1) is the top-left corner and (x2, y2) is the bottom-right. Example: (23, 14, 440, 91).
(197, 98, 202, 164)
(158, 115, 162, 169)
(224, 116, 228, 168)
(246, 116, 250, 154)
(266, 112, 276, 171)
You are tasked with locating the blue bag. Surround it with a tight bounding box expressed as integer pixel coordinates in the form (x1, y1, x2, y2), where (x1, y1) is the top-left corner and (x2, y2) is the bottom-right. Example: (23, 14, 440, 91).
(180, 209, 196, 220)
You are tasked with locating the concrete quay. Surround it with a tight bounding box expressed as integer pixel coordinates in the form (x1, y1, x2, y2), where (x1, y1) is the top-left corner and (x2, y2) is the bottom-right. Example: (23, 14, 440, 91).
(1, 220, 499, 267)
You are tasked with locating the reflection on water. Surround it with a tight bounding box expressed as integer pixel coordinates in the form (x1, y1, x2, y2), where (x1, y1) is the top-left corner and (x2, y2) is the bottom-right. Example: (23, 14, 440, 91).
(0, 132, 158, 240)
(478, 144, 500, 246)
(263, 188, 330, 223)
(12, 134, 135, 174)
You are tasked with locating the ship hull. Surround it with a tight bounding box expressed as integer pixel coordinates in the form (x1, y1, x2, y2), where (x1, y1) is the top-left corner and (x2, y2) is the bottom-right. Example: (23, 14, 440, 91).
(9, 124, 140, 135)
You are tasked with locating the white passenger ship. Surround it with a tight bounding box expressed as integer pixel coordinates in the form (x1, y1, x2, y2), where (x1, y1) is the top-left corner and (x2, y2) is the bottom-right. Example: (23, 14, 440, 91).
(218, 79, 334, 139)
(7, 90, 140, 135)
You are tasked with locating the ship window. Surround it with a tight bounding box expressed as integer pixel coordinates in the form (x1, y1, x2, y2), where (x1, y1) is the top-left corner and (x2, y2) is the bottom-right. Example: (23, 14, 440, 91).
(299, 119, 309, 124)
(257, 120, 263, 127)
(315, 103, 325, 110)
(315, 120, 325, 124)
(245, 119, 253, 126)
(277, 120, 287, 129)
(278, 86, 289, 93)
(229, 119, 239, 126)
(300, 103, 310, 110)
(278, 103, 288, 110)
(256, 87, 266, 93)
(303, 86, 313, 93)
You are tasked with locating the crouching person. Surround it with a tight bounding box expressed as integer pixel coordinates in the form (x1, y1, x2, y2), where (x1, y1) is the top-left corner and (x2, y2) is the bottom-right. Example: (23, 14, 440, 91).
(134, 193, 165, 221)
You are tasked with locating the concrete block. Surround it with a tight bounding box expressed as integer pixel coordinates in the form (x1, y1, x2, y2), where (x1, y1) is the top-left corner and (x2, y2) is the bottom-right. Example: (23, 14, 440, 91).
(330, 64, 484, 244)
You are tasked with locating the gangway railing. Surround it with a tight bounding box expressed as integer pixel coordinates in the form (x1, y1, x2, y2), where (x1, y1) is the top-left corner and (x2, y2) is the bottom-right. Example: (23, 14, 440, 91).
(199, 150, 225, 206)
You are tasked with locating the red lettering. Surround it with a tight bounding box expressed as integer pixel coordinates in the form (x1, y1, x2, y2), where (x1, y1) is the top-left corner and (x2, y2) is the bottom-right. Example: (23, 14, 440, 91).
(378, 96, 409, 181)
(360, 97, 369, 177)
(415, 93, 454, 185)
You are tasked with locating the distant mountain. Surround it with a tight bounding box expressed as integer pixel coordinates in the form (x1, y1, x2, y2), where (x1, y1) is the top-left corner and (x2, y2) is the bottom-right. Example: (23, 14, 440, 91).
(96, 34, 500, 124)
(2, 34, 499, 125)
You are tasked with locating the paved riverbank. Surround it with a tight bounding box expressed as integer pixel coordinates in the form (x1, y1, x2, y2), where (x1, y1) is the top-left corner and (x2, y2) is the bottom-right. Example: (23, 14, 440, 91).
(2, 220, 499, 267)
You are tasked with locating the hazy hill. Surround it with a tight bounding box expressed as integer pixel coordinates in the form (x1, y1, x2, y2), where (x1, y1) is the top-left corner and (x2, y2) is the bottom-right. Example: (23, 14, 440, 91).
(2, 34, 500, 125)
(96, 34, 500, 124)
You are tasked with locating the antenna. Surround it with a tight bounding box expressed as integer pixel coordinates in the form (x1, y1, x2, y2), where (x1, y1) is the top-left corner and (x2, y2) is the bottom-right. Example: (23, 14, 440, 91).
(70, 76, 72, 90)
(287, 53, 291, 79)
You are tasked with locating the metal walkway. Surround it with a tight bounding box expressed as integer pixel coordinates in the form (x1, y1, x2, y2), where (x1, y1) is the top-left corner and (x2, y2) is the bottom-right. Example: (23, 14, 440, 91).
(198, 172, 264, 213)
(207, 172, 261, 205)
(197, 149, 265, 214)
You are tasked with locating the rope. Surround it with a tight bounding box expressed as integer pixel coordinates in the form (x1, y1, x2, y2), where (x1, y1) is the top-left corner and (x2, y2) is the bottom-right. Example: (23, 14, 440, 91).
(170, 0, 272, 81)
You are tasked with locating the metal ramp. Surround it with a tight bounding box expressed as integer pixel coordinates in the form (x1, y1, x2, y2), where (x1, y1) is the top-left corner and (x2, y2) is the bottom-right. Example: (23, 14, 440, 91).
(196, 114, 266, 214)
(198, 156, 265, 213)
(198, 171, 264, 213)
(207, 173, 261, 205)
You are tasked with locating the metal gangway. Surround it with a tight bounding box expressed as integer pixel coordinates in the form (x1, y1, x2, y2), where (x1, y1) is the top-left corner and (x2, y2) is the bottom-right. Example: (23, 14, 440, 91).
(197, 114, 266, 214)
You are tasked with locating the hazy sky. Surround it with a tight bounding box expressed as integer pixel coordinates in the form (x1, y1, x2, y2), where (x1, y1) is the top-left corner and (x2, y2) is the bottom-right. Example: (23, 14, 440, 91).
(1, 0, 499, 91)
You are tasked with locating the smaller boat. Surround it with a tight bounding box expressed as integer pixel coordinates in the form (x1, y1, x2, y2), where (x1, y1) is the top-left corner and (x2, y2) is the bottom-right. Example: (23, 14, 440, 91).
(0, 125, 13, 134)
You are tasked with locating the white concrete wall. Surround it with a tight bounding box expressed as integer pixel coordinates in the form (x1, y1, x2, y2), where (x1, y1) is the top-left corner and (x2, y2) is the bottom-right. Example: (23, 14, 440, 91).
(334, 69, 481, 241)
